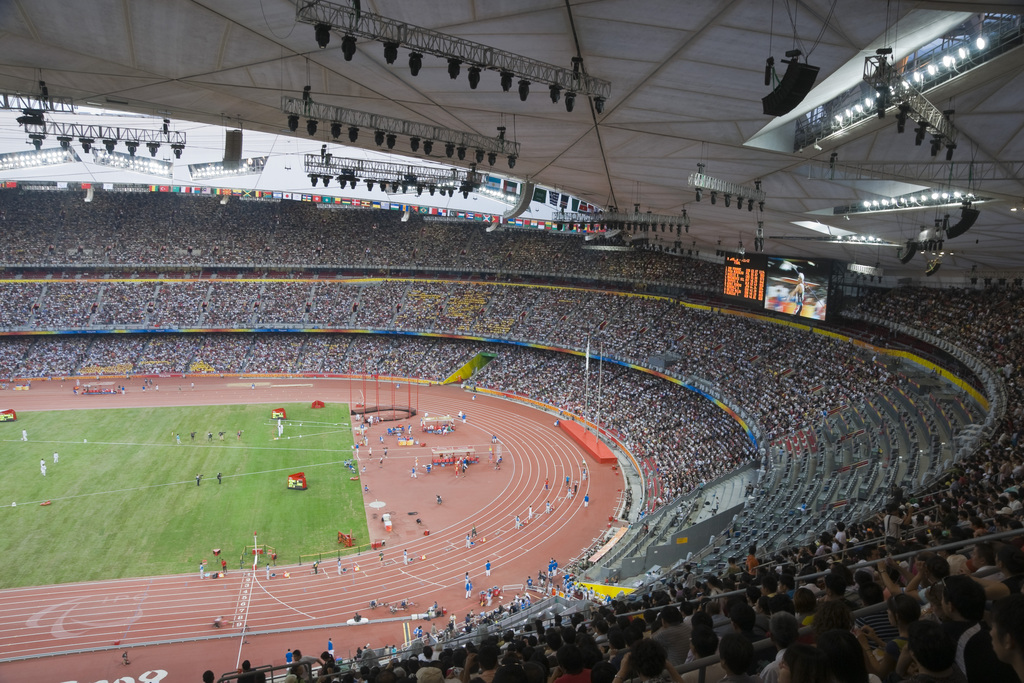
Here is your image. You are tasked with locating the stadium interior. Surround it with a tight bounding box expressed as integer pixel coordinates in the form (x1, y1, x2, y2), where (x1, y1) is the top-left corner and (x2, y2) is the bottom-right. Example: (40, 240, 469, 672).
(1, 2, 1024, 683)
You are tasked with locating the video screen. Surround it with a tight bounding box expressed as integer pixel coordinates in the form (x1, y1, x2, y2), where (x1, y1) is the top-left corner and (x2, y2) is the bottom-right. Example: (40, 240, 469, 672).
(763, 257, 830, 321)
(722, 253, 767, 302)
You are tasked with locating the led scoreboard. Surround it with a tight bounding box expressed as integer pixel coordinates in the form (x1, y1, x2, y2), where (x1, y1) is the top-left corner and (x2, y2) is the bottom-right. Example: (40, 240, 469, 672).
(723, 253, 767, 301)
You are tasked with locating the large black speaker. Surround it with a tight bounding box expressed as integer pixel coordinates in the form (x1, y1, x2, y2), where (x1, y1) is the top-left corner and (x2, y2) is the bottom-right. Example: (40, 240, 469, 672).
(763, 60, 820, 116)
(898, 240, 918, 265)
(223, 129, 243, 167)
(945, 208, 980, 240)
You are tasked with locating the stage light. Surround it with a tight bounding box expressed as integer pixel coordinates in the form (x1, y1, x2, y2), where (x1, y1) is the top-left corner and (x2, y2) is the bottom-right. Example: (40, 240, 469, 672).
(445, 142, 455, 158)
(416, 184, 423, 196)
(447, 58, 461, 79)
(383, 41, 399, 64)
(171, 143, 184, 159)
(366, 179, 374, 191)
(945, 142, 956, 161)
(915, 120, 927, 145)
(57, 136, 71, 150)
(409, 52, 423, 77)
(710, 191, 717, 205)
(348, 126, 359, 143)
(594, 97, 605, 114)
(468, 66, 481, 89)
(374, 130, 385, 146)
(29, 134, 43, 150)
(695, 188, 702, 201)
(423, 140, 433, 155)
(391, 181, 399, 193)
(322, 175, 331, 187)
(500, 71, 514, 92)
(410, 136, 420, 152)
(386, 133, 396, 149)
(930, 136, 942, 157)
(306, 119, 318, 136)
(103, 139, 116, 153)
(549, 84, 561, 103)
(487, 152, 496, 165)
(724, 194, 731, 208)
(287, 114, 299, 132)
(518, 79, 530, 101)
(896, 104, 910, 133)
(330, 122, 341, 139)
(309, 174, 319, 187)
(565, 92, 576, 112)
(349, 178, 357, 189)
(457, 146, 467, 160)
(475, 149, 484, 163)
(738, 196, 744, 210)
(79, 137, 93, 153)
(428, 185, 436, 195)
(342, 35, 357, 61)
(315, 23, 331, 49)
(507, 154, 516, 168)
(748, 199, 754, 211)
(147, 142, 160, 157)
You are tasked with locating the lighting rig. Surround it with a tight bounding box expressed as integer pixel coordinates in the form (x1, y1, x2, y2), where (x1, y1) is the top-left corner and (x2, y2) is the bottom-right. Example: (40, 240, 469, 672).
(689, 170, 766, 212)
(283, 96, 518, 168)
(303, 154, 482, 198)
(295, 0, 611, 113)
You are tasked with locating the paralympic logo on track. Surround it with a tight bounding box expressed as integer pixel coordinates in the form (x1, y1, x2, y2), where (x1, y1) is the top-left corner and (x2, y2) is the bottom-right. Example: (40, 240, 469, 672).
(26, 593, 146, 638)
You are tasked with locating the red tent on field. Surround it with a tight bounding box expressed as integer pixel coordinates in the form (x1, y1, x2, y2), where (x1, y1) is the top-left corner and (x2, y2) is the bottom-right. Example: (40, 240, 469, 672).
(287, 472, 307, 490)
(0, 409, 16, 422)
(271, 408, 287, 419)
(311, 400, 325, 409)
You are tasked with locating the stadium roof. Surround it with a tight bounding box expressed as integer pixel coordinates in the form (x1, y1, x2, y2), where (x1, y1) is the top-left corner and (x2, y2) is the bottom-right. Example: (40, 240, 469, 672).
(0, 1, 1022, 278)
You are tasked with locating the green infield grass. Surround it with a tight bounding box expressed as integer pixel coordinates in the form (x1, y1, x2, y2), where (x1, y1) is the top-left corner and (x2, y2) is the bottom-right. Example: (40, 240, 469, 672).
(0, 402, 363, 588)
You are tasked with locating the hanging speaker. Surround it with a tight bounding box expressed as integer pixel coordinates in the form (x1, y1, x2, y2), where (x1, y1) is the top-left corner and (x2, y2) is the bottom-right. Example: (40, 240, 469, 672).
(945, 208, 980, 240)
(898, 240, 918, 265)
(763, 59, 820, 116)
(223, 129, 243, 167)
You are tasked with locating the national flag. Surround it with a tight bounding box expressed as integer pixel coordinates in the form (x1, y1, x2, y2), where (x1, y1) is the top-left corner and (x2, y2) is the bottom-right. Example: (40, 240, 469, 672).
(532, 187, 546, 203)
(548, 191, 560, 207)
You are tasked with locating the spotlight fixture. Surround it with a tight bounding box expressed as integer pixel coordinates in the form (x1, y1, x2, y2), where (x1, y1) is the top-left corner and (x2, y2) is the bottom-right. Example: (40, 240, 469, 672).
(386, 133, 396, 149)
(366, 179, 374, 191)
(695, 188, 702, 201)
(945, 142, 956, 161)
(925, 258, 941, 276)
(710, 191, 718, 205)
(565, 92, 576, 112)
(468, 66, 481, 89)
(103, 138, 116, 153)
(896, 103, 910, 133)
(314, 23, 331, 49)
(349, 178, 357, 189)
(171, 143, 184, 159)
(724, 194, 731, 208)
(374, 130, 385, 146)
(57, 136, 72, 150)
(410, 136, 421, 152)
(423, 140, 433, 155)
(146, 141, 160, 157)
(930, 136, 942, 157)
(447, 58, 461, 79)
(457, 146, 467, 160)
(507, 154, 516, 168)
(748, 199, 754, 211)
(322, 175, 331, 187)
(500, 71, 514, 92)
(737, 196, 744, 211)
(391, 181, 399, 193)
(383, 41, 399, 64)
(348, 126, 359, 143)
(487, 152, 497, 165)
(306, 119, 318, 136)
(915, 120, 928, 145)
(29, 134, 44, 150)
(549, 85, 561, 103)
(682, 210, 690, 231)
(309, 174, 319, 187)
(445, 142, 455, 158)
(475, 149, 484, 163)
(341, 35, 357, 61)
(416, 184, 424, 196)
(287, 114, 299, 132)
(594, 97, 605, 114)
(79, 137, 94, 153)
(330, 122, 342, 139)
(409, 52, 423, 76)
(518, 79, 530, 101)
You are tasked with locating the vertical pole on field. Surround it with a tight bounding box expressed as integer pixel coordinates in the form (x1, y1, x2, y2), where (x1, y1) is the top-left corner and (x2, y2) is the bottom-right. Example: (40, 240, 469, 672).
(252, 531, 258, 571)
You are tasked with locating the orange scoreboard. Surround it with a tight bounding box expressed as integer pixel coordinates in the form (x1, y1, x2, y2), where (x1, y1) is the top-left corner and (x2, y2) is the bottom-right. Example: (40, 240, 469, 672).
(723, 253, 767, 302)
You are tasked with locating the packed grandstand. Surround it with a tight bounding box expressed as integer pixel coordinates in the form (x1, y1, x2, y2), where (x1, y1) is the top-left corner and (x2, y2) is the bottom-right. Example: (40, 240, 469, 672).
(1, 189, 1022, 682)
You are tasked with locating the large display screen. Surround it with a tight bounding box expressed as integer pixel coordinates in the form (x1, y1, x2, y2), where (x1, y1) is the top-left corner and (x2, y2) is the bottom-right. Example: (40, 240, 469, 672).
(722, 253, 767, 302)
(763, 257, 830, 320)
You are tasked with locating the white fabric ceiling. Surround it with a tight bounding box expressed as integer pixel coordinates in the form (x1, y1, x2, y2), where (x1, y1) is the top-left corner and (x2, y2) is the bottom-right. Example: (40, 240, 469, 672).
(0, 0, 1021, 278)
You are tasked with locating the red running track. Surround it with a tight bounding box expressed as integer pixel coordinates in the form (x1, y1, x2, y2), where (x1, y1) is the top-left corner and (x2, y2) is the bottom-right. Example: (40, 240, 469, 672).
(0, 377, 625, 683)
